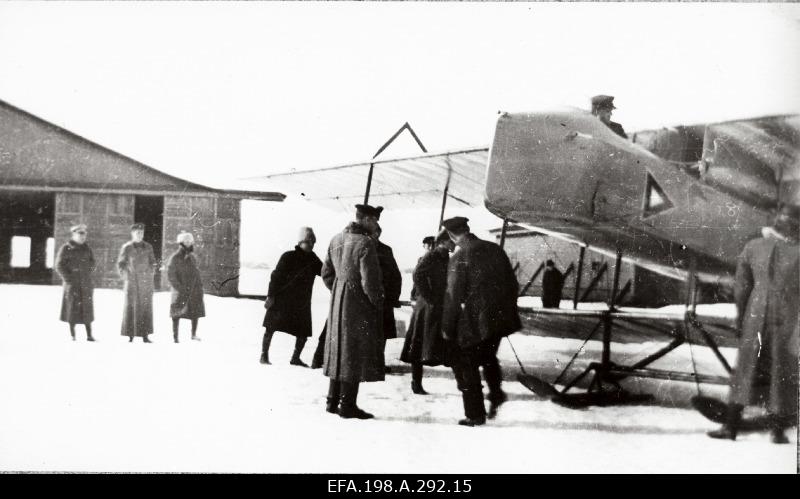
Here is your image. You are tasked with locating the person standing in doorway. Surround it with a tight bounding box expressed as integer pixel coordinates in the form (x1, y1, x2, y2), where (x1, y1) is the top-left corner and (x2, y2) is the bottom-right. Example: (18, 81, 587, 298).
(118, 223, 158, 343)
(261, 227, 322, 366)
(166, 232, 205, 343)
(55, 224, 96, 342)
(541, 259, 564, 309)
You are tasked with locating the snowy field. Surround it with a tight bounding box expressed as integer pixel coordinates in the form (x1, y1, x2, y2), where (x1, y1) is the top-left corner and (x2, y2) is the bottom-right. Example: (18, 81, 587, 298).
(0, 284, 796, 473)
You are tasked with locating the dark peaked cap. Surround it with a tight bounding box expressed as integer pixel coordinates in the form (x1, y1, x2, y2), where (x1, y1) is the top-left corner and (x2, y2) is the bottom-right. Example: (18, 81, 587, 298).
(442, 216, 470, 232)
(422, 236, 435, 245)
(355, 204, 383, 218)
(591, 95, 616, 110)
(130, 223, 145, 231)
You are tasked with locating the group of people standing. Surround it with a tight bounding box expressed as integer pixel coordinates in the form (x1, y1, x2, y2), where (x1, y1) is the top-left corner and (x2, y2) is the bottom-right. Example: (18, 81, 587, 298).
(260, 204, 521, 426)
(55, 223, 206, 344)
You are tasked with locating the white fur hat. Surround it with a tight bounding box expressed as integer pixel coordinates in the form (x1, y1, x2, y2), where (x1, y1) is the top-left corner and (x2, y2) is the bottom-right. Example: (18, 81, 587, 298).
(177, 232, 194, 245)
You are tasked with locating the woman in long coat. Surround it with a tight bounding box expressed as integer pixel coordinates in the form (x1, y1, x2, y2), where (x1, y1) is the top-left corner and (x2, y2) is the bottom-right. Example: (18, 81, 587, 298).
(118, 223, 158, 343)
(261, 227, 322, 366)
(55, 224, 96, 341)
(166, 232, 205, 343)
(709, 205, 800, 444)
(400, 231, 454, 394)
(322, 208, 385, 419)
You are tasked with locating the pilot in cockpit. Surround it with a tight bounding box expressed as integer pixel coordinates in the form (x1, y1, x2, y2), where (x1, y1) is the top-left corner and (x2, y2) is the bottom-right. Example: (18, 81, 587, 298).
(590, 95, 628, 139)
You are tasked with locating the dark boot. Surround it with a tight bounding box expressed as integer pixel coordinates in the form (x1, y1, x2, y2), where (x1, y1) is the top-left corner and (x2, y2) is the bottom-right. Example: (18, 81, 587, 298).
(707, 404, 743, 441)
(129, 336, 134, 343)
(260, 330, 274, 365)
(771, 428, 789, 444)
(488, 391, 508, 419)
(69, 324, 76, 341)
(143, 336, 152, 343)
(190, 319, 200, 341)
(311, 325, 326, 369)
(290, 337, 308, 367)
(458, 389, 486, 426)
(338, 381, 374, 419)
(172, 319, 179, 343)
(326, 380, 341, 414)
(85, 325, 95, 342)
(411, 363, 428, 395)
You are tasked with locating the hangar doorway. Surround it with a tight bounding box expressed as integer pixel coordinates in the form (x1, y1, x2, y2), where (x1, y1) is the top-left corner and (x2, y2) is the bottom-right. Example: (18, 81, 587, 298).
(134, 195, 164, 290)
(0, 191, 56, 284)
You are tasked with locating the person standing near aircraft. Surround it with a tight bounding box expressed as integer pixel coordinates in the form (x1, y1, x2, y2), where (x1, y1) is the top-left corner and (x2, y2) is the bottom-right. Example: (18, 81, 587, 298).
(541, 259, 564, 309)
(118, 223, 158, 343)
(166, 232, 205, 343)
(321, 204, 385, 419)
(55, 224, 96, 342)
(400, 229, 454, 394)
(260, 227, 322, 366)
(708, 204, 800, 444)
(441, 216, 522, 426)
(410, 236, 435, 302)
(590, 95, 627, 139)
(371, 223, 402, 373)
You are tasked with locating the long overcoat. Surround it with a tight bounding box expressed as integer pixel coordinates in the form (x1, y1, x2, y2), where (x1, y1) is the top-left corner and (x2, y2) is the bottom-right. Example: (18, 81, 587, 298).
(376, 241, 402, 340)
(442, 234, 522, 350)
(400, 247, 450, 366)
(118, 241, 157, 337)
(730, 229, 799, 416)
(322, 222, 385, 383)
(166, 245, 206, 320)
(55, 240, 96, 324)
(542, 267, 564, 308)
(262, 246, 322, 338)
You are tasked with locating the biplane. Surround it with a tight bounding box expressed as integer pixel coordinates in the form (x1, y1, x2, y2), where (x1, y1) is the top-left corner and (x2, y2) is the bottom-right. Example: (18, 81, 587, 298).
(251, 109, 800, 411)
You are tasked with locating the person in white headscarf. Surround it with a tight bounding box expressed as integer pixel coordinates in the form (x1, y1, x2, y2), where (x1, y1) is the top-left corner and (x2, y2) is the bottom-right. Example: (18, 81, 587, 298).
(166, 231, 206, 343)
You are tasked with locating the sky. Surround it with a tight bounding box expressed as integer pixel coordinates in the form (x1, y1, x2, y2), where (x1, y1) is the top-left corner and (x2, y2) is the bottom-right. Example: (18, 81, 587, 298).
(1, 2, 799, 272)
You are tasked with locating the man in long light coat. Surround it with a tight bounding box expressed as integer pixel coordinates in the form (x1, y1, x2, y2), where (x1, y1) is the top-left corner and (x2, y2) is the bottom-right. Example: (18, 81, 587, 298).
(118, 223, 158, 343)
(321, 204, 385, 419)
(708, 204, 799, 444)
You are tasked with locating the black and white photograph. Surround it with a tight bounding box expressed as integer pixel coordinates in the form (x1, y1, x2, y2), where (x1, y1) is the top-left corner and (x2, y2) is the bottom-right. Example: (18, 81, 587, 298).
(0, 1, 798, 475)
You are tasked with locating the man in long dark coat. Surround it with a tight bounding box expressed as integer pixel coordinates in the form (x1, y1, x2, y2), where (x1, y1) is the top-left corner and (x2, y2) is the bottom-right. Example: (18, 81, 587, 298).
(441, 216, 522, 426)
(55, 224, 96, 342)
(166, 232, 206, 343)
(400, 230, 454, 394)
(261, 227, 322, 366)
(321, 204, 385, 419)
(118, 223, 158, 343)
(372, 224, 402, 373)
(708, 204, 800, 444)
(410, 236, 435, 302)
(541, 259, 564, 309)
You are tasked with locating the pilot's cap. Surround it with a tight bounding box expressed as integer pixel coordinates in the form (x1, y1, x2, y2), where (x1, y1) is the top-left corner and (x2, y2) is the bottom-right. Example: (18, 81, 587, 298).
(591, 95, 616, 110)
(355, 204, 383, 219)
(130, 223, 145, 231)
(70, 224, 88, 234)
(442, 216, 470, 233)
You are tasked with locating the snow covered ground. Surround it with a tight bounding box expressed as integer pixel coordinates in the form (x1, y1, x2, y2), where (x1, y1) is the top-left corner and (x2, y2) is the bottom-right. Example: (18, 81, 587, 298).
(0, 284, 796, 473)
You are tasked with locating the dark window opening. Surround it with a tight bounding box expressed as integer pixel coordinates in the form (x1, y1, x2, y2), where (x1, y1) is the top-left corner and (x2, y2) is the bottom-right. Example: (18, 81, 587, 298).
(134, 195, 165, 290)
(0, 191, 55, 284)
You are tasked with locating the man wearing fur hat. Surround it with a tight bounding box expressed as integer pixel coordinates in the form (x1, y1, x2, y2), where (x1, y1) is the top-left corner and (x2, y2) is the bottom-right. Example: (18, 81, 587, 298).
(166, 232, 206, 343)
(261, 227, 323, 366)
(441, 216, 521, 426)
(321, 204, 385, 419)
(708, 204, 800, 444)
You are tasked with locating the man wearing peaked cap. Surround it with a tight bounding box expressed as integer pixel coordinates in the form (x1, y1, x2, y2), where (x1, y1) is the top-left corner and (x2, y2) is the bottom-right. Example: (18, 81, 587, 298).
(318, 203, 386, 419)
(590, 94, 628, 139)
(117, 222, 158, 343)
(441, 215, 522, 426)
(55, 223, 96, 341)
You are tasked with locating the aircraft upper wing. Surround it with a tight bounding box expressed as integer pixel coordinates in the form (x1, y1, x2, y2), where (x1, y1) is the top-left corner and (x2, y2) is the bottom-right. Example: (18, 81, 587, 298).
(246, 147, 489, 212)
